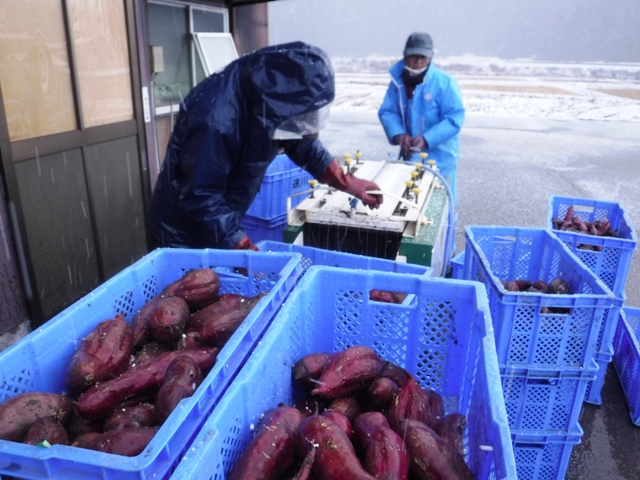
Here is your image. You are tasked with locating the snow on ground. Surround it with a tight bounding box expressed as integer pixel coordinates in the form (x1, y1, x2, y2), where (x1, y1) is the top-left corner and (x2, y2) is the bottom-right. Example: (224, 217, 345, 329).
(331, 56, 640, 122)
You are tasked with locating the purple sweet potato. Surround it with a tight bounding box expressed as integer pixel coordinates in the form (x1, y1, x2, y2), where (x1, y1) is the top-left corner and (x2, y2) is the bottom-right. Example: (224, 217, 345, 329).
(380, 361, 412, 388)
(71, 432, 101, 448)
(130, 341, 172, 367)
(184, 294, 246, 334)
(131, 296, 165, 347)
(79, 427, 160, 456)
(424, 387, 445, 425)
(369, 290, 407, 304)
(295, 396, 327, 418)
(398, 419, 475, 480)
(353, 411, 391, 454)
(228, 406, 303, 480)
(76, 348, 218, 419)
(291, 443, 316, 480)
(147, 296, 190, 343)
(436, 413, 467, 458)
(155, 355, 203, 423)
(292, 352, 330, 393)
(197, 292, 267, 348)
(174, 268, 220, 311)
(66, 408, 103, 440)
(311, 346, 384, 399)
(367, 376, 400, 410)
(103, 403, 158, 432)
(64, 314, 133, 395)
(298, 415, 376, 480)
(173, 331, 205, 350)
(388, 377, 439, 431)
(23, 417, 69, 446)
(0, 392, 72, 442)
(362, 426, 409, 480)
(326, 395, 361, 422)
(321, 410, 353, 439)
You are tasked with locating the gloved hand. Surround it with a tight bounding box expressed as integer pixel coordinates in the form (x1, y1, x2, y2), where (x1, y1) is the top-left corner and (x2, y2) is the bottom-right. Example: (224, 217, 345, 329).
(411, 135, 428, 151)
(392, 133, 412, 159)
(320, 159, 383, 209)
(233, 235, 259, 251)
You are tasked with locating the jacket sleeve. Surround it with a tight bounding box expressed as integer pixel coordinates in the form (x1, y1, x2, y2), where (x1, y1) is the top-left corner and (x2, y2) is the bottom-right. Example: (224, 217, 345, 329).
(421, 77, 465, 149)
(283, 137, 334, 179)
(378, 80, 407, 145)
(177, 122, 246, 249)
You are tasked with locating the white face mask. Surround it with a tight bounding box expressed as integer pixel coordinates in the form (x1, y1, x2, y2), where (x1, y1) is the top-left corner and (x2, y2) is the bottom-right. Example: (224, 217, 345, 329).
(404, 65, 428, 76)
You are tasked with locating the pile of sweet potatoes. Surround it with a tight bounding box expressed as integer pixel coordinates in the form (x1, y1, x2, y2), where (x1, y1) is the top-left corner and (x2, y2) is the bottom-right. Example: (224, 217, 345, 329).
(229, 345, 476, 480)
(0, 267, 267, 457)
(552, 205, 617, 251)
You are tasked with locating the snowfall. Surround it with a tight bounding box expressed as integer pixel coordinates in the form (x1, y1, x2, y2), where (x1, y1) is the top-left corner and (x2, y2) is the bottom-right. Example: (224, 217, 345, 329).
(330, 56, 640, 122)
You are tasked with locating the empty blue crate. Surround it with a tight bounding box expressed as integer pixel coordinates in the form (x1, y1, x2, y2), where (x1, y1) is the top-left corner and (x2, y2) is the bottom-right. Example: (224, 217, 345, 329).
(547, 195, 637, 299)
(170, 267, 517, 480)
(241, 213, 288, 243)
(256, 240, 433, 277)
(246, 154, 312, 220)
(511, 426, 583, 480)
(464, 226, 622, 369)
(451, 251, 465, 279)
(613, 306, 640, 425)
(0, 248, 303, 480)
(501, 363, 597, 434)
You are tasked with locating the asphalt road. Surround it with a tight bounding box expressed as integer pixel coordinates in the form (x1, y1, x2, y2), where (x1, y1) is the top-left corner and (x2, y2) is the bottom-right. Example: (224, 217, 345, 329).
(321, 110, 640, 480)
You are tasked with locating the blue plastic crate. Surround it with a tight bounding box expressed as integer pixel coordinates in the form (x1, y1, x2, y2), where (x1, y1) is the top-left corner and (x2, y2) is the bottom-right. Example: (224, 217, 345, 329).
(256, 240, 433, 277)
(584, 344, 615, 406)
(451, 251, 465, 279)
(501, 363, 596, 434)
(613, 306, 640, 425)
(511, 426, 583, 480)
(464, 226, 622, 369)
(170, 267, 517, 480)
(241, 213, 288, 243)
(246, 154, 312, 220)
(0, 248, 303, 480)
(547, 195, 637, 299)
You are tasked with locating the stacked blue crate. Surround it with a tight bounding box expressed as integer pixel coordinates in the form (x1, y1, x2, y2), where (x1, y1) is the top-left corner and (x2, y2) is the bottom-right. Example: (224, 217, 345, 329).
(547, 196, 637, 405)
(463, 226, 621, 480)
(241, 154, 312, 242)
(612, 307, 640, 425)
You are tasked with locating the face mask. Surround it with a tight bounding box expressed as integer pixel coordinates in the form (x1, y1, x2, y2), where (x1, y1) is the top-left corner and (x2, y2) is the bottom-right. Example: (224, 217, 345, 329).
(404, 65, 428, 76)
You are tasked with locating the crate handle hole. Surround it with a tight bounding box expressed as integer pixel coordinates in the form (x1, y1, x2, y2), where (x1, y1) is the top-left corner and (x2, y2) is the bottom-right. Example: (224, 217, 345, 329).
(539, 307, 572, 316)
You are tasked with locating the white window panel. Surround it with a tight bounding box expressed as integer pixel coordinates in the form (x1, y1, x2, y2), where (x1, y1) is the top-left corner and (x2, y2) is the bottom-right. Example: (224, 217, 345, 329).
(193, 32, 238, 77)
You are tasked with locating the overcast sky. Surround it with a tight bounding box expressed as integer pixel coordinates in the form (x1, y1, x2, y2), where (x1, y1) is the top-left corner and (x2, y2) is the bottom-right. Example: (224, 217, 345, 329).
(269, 0, 640, 63)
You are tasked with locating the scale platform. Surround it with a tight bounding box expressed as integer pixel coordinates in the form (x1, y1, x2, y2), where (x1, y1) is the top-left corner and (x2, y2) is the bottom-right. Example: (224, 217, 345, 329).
(284, 158, 451, 274)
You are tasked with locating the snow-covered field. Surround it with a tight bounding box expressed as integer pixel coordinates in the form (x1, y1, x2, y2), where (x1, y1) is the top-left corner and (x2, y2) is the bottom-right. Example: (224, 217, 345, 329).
(331, 56, 640, 122)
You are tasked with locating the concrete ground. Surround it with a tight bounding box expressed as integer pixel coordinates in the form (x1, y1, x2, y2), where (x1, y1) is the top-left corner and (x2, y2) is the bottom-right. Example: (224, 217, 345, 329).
(321, 110, 640, 480)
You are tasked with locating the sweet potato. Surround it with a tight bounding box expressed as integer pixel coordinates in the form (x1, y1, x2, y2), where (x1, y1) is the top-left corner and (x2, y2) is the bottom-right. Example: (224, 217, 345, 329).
(380, 361, 411, 388)
(326, 395, 361, 422)
(64, 314, 133, 395)
(131, 295, 164, 347)
(398, 419, 475, 480)
(298, 415, 375, 480)
(103, 403, 157, 432)
(504, 280, 532, 292)
(320, 410, 353, 439)
(362, 426, 409, 480)
(185, 294, 246, 334)
(71, 431, 101, 448)
(174, 268, 220, 311)
(388, 377, 439, 431)
(311, 346, 384, 399)
(295, 396, 327, 418)
(197, 292, 267, 347)
(367, 376, 399, 410)
(532, 280, 549, 293)
(0, 392, 72, 442)
(291, 443, 316, 480)
(424, 387, 445, 425)
(147, 296, 190, 343)
(228, 406, 303, 480)
(66, 408, 103, 439)
(76, 348, 218, 419)
(369, 290, 407, 304)
(23, 417, 69, 446)
(292, 352, 330, 392)
(547, 277, 570, 295)
(131, 341, 172, 367)
(353, 411, 391, 453)
(161, 277, 183, 297)
(155, 355, 203, 423)
(436, 413, 467, 458)
(79, 427, 160, 456)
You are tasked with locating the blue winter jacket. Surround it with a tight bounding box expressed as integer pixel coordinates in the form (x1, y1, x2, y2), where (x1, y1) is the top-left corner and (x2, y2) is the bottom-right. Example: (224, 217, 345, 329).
(148, 42, 335, 249)
(378, 60, 465, 176)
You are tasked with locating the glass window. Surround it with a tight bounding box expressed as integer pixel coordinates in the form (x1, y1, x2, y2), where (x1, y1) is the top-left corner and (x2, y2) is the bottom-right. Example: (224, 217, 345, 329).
(194, 33, 238, 76)
(192, 8, 225, 32)
(0, 0, 77, 141)
(68, 0, 134, 128)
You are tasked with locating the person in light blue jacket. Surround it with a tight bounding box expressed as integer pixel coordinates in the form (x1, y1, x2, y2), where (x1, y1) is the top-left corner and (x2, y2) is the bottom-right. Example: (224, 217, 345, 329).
(378, 32, 465, 204)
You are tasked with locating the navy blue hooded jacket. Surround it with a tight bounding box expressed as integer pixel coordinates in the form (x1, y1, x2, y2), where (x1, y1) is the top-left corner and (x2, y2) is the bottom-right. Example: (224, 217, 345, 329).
(148, 42, 335, 249)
